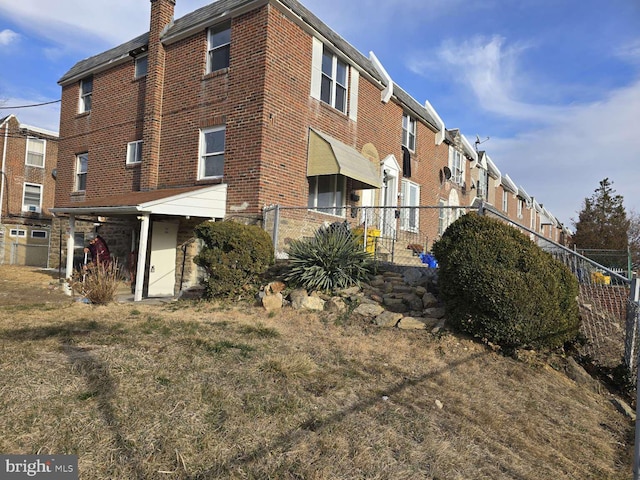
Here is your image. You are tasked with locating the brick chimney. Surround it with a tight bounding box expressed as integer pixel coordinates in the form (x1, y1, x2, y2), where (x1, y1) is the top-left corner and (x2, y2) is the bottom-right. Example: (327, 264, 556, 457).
(141, 0, 175, 191)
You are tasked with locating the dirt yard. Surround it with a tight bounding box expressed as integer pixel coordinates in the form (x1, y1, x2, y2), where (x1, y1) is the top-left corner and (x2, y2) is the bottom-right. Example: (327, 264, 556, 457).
(0, 265, 71, 306)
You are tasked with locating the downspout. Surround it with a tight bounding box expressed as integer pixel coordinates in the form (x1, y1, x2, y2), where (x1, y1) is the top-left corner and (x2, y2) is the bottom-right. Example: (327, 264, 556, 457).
(0, 121, 8, 224)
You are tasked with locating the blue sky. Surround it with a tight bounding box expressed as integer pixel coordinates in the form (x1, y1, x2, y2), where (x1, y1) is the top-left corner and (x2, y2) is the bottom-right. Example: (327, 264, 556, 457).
(0, 0, 638, 227)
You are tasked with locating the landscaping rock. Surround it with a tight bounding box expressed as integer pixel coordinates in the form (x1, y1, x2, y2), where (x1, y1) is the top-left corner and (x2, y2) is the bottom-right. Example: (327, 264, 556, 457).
(374, 311, 403, 327)
(424, 307, 445, 319)
(262, 292, 283, 312)
(397, 317, 428, 330)
(422, 292, 438, 308)
(325, 297, 347, 314)
(353, 303, 385, 317)
(296, 295, 325, 311)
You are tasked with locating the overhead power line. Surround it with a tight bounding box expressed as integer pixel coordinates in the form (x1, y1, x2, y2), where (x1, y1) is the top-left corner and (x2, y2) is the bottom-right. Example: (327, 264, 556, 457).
(0, 99, 61, 109)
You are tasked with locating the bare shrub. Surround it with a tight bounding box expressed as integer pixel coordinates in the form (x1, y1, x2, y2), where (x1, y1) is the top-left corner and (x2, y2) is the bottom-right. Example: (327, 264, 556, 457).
(68, 260, 123, 305)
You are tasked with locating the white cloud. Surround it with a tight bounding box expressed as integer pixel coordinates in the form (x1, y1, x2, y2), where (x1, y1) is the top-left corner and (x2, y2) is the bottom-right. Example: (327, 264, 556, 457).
(409, 35, 575, 123)
(0, 29, 19, 46)
(0, 96, 60, 134)
(487, 80, 640, 224)
(617, 38, 640, 64)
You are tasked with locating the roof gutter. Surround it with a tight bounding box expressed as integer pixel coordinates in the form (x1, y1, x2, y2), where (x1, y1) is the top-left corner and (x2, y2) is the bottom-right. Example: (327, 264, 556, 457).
(424, 100, 445, 145)
(369, 51, 392, 103)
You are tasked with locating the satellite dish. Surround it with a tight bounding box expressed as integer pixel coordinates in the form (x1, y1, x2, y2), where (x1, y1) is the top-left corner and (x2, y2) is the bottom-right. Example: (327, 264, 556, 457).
(51, 168, 57, 180)
(443, 166, 452, 180)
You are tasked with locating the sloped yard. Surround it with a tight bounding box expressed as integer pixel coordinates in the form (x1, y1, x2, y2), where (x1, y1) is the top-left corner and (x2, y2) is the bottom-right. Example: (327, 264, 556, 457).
(0, 266, 633, 479)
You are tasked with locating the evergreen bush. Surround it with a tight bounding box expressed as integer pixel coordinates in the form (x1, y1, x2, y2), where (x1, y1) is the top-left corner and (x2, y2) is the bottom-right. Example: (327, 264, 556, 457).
(432, 213, 580, 351)
(194, 220, 274, 299)
(284, 222, 374, 293)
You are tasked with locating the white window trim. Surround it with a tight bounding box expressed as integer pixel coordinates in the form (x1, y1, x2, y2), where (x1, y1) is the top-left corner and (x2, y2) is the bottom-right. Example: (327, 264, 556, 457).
(22, 182, 43, 213)
(402, 114, 416, 152)
(134, 53, 148, 79)
(502, 190, 508, 213)
(31, 230, 48, 239)
(25, 137, 46, 168)
(449, 147, 465, 185)
(9, 229, 26, 238)
(311, 38, 358, 118)
(207, 22, 231, 73)
(517, 199, 523, 218)
(400, 179, 420, 233)
(76, 153, 88, 192)
(126, 140, 143, 165)
(198, 126, 226, 180)
(79, 77, 92, 113)
(307, 174, 346, 217)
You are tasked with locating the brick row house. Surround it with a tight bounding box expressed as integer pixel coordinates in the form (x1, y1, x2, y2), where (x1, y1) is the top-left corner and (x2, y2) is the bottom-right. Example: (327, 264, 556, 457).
(0, 114, 58, 267)
(53, 0, 567, 300)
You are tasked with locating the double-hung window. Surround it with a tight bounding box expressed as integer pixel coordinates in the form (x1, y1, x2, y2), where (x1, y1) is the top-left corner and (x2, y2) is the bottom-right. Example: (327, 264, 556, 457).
(76, 153, 88, 191)
(199, 126, 225, 179)
(320, 47, 348, 113)
(308, 175, 346, 216)
(401, 179, 420, 232)
(26, 137, 45, 167)
(502, 190, 508, 212)
(126, 140, 143, 165)
(207, 22, 231, 73)
(477, 169, 488, 199)
(438, 199, 447, 236)
(79, 77, 93, 113)
(402, 114, 416, 151)
(517, 198, 523, 218)
(449, 147, 464, 185)
(135, 54, 148, 78)
(22, 183, 42, 213)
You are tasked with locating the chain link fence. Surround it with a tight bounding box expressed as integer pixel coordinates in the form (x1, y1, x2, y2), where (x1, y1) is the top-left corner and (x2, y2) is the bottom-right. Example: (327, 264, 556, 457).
(263, 203, 640, 371)
(480, 204, 639, 371)
(263, 204, 474, 266)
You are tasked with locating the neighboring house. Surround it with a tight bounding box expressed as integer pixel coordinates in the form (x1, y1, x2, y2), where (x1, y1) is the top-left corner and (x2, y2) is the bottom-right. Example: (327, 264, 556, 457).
(52, 0, 565, 300)
(0, 114, 58, 267)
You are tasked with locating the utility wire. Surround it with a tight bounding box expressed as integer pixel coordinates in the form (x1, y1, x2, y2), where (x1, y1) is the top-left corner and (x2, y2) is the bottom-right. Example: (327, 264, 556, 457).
(0, 99, 61, 109)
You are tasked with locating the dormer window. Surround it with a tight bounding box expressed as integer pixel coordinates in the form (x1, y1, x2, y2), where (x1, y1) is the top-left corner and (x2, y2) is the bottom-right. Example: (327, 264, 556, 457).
(448, 146, 464, 185)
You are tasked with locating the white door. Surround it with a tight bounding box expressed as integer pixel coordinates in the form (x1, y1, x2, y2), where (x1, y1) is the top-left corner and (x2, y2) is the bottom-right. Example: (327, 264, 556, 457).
(148, 221, 178, 297)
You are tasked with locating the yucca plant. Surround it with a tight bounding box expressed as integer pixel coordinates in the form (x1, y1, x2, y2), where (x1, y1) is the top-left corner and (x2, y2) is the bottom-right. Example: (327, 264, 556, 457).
(284, 223, 374, 293)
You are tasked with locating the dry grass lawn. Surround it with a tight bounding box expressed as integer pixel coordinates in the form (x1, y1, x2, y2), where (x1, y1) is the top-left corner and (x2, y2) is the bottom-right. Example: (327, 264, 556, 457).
(0, 265, 634, 479)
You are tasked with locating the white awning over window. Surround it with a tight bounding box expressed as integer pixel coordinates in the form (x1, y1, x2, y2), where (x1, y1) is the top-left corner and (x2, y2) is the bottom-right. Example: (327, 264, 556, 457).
(307, 129, 381, 190)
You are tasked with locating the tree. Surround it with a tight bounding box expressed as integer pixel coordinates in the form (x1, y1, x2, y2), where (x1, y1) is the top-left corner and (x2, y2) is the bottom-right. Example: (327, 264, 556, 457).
(629, 211, 640, 271)
(572, 178, 630, 268)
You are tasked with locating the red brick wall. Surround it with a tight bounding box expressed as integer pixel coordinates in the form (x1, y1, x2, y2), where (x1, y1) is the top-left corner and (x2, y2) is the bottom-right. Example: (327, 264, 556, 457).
(0, 115, 58, 220)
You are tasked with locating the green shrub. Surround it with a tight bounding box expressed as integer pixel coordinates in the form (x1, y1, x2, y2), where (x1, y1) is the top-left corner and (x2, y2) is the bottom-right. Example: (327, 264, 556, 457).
(284, 222, 374, 293)
(194, 220, 274, 299)
(432, 213, 579, 351)
(69, 259, 123, 305)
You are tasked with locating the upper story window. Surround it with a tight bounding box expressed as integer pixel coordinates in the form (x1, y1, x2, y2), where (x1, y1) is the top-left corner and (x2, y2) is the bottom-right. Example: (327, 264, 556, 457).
(321, 47, 348, 113)
(26, 137, 45, 167)
(449, 147, 464, 185)
(310, 38, 359, 120)
(517, 198, 524, 218)
(308, 174, 346, 217)
(76, 153, 88, 191)
(402, 114, 416, 151)
(207, 22, 231, 73)
(199, 126, 225, 179)
(477, 168, 488, 199)
(135, 54, 148, 78)
(79, 77, 93, 113)
(502, 190, 508, 212)
(126, 140, 143, 165)
(22, 183, 42, 213)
